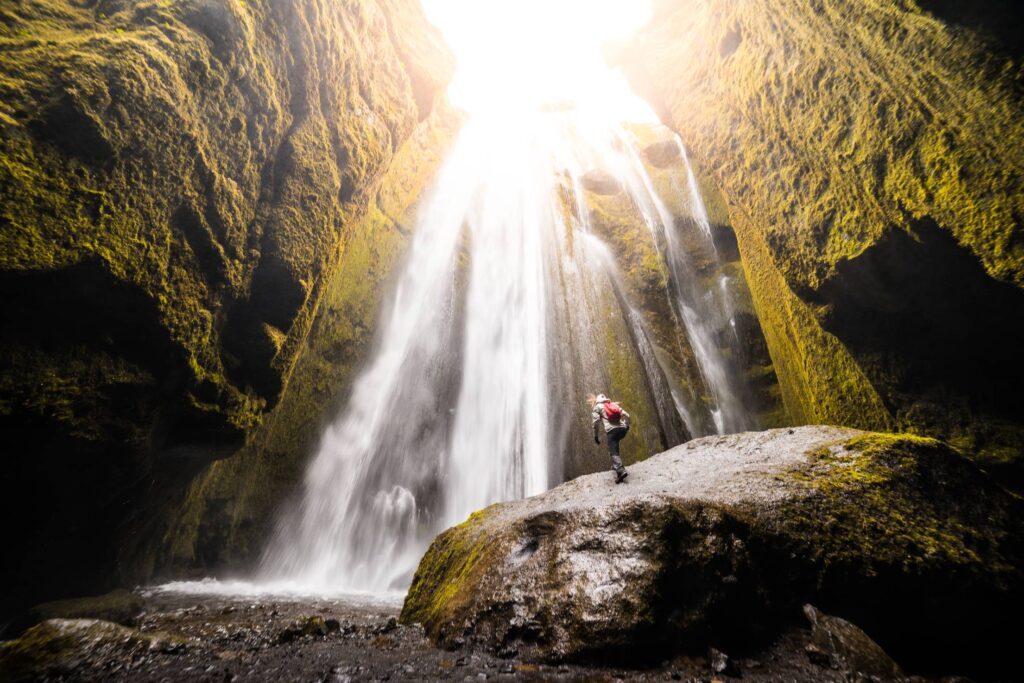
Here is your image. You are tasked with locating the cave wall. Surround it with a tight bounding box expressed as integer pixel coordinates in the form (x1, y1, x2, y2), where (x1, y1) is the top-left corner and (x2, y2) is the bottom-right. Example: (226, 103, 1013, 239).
(134, 101, 461, 578)
(624, 0, 1024, 479)
(0, 0, 452, 615)
(6, 0, 1023, 616)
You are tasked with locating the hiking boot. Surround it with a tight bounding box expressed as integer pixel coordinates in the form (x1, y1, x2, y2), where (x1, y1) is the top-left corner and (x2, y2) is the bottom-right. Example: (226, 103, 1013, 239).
(615, 470, 629, 484)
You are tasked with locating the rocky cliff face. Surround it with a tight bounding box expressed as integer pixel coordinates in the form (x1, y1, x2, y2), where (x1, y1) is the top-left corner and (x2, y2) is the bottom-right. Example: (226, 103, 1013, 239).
(401, 427, 1023, 676)
(136, 100, 461, 578)
(0, 0, 452, 615)
(621, 0, 1024, 485)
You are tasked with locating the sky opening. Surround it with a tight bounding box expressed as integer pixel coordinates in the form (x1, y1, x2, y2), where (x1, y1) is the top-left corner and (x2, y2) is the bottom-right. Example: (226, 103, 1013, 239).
(421, 0, 657, 122)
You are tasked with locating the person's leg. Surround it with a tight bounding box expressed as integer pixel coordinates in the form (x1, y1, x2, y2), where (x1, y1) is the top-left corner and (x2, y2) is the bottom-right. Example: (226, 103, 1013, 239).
(606, 428, 626, 476)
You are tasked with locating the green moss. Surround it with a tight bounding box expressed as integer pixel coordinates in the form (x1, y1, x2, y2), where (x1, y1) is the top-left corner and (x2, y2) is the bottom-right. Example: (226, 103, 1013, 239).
(0, 0, 444, 433)
(400, 507, 498, 630)
(729, 207, 893, 431)
(783, 433, 989, 569)
(586, 191, 669, 296)
(0, 0, 286, 447)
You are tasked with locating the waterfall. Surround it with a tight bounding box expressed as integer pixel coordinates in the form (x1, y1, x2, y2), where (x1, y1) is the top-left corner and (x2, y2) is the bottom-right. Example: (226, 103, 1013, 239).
(441, 118, 554, 527)
(259, 108, 755, 594)
(668, 135, 751, 432)
(674, 135, 741, 342)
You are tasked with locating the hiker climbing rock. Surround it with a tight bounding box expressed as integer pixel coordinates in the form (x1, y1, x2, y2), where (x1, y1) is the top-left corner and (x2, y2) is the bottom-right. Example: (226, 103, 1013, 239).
(591, 393, 630, 483)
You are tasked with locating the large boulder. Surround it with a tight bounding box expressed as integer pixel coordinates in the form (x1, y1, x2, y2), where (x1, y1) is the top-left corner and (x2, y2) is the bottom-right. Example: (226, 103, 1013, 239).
(401, 427, 1023, 674)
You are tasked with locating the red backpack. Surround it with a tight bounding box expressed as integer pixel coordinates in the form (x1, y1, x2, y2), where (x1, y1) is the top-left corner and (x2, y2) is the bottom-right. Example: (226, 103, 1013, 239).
(603, 401, 623, 424)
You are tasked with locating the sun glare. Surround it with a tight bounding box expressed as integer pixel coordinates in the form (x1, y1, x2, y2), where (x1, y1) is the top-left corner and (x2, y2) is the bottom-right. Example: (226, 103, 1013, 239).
(422, 0, 656, 122)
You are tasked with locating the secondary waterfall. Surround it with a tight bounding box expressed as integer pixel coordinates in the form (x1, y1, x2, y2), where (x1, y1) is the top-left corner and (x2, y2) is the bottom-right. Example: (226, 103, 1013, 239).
(662, 137, 752, 435)
(259, 106, 756, 593)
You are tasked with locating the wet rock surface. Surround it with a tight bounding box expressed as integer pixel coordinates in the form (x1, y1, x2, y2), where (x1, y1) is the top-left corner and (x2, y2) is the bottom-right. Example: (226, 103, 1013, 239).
(642, 140, 681, 168)
(802, 604, 903, 680)
(0, 591, 929, 682)
(580, 169, 624, 195)
(402, 427, 1022, 676)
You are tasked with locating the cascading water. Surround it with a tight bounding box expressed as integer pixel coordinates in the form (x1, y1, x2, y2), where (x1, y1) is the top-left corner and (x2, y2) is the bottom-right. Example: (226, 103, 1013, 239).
(675, 135, 741, 342)
(668, 135, 752, 433)
(258, 100, 757, 595)
(258, 115, 563, 592)
(441, 118, 555, 528)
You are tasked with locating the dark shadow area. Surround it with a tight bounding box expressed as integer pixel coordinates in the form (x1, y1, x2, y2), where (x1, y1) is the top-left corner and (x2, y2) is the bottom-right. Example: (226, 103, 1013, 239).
(0, 260, 176, 372)
(0, 261, 237, 623)
(220, 248, 307, 405)
(808, 442, 1024, 679)
(916, 0, 1024, 63)
(815, 220, 1024, 486)
(719, 26, 742, 60)
(0, 413, 123, 630)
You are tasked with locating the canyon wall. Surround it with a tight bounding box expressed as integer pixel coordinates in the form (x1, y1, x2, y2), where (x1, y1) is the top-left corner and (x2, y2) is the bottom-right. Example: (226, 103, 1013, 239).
(0, 0, 452, 614)
(5, 0, 1023, 618)
(624, 0, 1024, 484)
(137, 101, 461, 579)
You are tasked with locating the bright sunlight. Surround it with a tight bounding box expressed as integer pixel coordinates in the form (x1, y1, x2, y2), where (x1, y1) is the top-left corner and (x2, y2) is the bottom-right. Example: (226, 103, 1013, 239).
(421, 0, 656, 121)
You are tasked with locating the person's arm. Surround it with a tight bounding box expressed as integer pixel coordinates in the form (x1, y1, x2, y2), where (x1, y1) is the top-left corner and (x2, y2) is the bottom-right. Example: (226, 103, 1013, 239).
(622, 409, 631, 429)
(592, 406, 602, 443)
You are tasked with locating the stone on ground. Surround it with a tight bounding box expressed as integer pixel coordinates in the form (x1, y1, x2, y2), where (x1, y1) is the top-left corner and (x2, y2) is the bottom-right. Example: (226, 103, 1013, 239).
(0, 619, 185, 682)
(4, 589, 144, 638)
(802, 604, 902, 679)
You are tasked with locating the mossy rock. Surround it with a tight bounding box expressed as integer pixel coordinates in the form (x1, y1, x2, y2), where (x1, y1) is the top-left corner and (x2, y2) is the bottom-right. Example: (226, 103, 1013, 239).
(0, 619, 186, 683)
(5, 589, 144, 639)
(401, 427, 1022, 676)
(0, 0, 452, 616)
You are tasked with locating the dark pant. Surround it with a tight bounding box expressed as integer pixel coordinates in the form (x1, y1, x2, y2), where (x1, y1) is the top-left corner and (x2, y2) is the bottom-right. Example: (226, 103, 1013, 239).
(606, 426, 629, 474)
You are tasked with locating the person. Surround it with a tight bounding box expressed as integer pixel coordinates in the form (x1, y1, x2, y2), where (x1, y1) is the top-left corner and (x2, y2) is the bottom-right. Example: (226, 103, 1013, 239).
(591, 393, 630, 483)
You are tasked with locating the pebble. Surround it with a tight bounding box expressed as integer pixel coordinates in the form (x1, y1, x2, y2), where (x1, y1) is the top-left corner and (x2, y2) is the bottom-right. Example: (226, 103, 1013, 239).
(38, 593, 844, 681)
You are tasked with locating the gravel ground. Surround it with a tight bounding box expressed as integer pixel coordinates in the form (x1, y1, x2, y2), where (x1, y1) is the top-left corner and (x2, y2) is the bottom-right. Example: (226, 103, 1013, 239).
(4, 588, 897, 682)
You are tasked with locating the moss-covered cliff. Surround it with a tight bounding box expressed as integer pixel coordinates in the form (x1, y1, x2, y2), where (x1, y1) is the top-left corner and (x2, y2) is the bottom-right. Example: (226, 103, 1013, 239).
(0, 0, 452, 615)
(623, 0, 1024, 482)
(132, 100, 461, 576)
